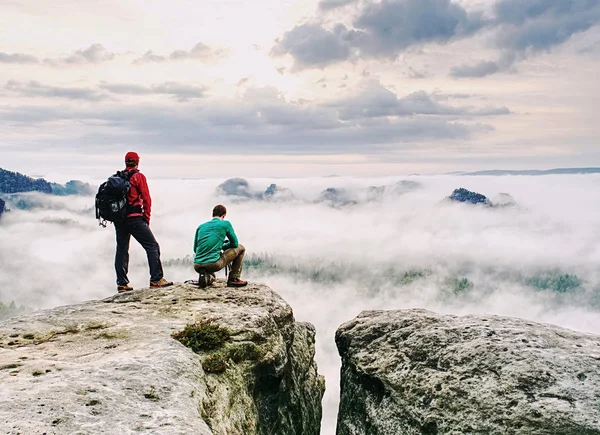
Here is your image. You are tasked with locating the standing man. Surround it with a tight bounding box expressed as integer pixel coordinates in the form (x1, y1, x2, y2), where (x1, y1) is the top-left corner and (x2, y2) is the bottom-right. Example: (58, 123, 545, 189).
(193, 204, 248, 288)
(115, 152, 173, 292)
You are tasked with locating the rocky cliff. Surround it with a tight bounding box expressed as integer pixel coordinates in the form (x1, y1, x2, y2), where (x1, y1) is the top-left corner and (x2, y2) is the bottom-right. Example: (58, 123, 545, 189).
(336, 309, 600, 435)
(0, 282, 324, 435)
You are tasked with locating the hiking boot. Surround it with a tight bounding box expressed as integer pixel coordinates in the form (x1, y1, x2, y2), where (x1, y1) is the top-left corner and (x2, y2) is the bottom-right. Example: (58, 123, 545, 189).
(150, 278, 173, 289)
(227, 278, 248, 288)
(198, 269, 208, 289)
(117, 284, 134, 293)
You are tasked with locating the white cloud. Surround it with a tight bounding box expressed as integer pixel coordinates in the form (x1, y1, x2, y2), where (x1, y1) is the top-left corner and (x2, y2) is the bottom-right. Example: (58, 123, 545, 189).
(0, 0, 598, 172)
(133, 42, 228, 64)
(0, 83, 508, 155)
(273, 0, 600, 75)
(0, 51, 38, 64)
(44, 44, 116, 66)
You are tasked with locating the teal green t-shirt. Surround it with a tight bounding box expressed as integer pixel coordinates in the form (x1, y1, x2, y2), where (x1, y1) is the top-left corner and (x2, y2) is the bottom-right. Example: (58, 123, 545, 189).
(193, 218, 239, 264)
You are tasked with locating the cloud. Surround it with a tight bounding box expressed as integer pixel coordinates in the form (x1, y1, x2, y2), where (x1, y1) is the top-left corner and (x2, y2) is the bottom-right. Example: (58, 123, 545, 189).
(4, 80, 207, 102)
(451, 60, 503, 78)
(332, 81, 510, 119)
(99, 82, 207, 101)
(352, 0, 484, 56)
(133, 42, 227, 64)
(271, 24, 354, 69)
(318, 0, 358, 10)
(0, 83, 504, 153)
(450, 52, 516, 78)
(4, 80, 105, 101)
(273, 0, 484, 68)
(170, 42, 211, 60)
(44, 44, 115, 65)
(431, 92, 479, 101)
(405, 66, 431, 79)
(133, 51, 165, 64)
(273, 0, 600, 74)
(0, 52, 39, 64)
(0, 44, 115, 67)
(493, 0, 600, 52)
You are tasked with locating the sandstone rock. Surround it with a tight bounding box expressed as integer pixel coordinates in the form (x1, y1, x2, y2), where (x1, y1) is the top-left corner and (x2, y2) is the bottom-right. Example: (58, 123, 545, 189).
(216, 178, 254, 198)
(263, 184, 295, 201)
(0, 282, 324, 435)
(447, 188, 492, 206)
(336, 309, 600, 435)
(491, 192, 517, 207)
(317, 188, 358, 207)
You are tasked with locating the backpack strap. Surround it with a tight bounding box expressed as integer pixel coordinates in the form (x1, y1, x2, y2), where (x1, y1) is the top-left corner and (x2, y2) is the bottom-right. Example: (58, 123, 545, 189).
(118, 169, 139, 180)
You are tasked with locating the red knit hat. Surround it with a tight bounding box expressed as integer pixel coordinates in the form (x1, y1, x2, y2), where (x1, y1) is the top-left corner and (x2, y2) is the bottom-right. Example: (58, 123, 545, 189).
(125, 151, 140, 163)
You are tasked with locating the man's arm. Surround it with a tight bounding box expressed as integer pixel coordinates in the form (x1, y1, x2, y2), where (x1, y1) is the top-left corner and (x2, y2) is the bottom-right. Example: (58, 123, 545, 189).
(137, 173, 152, 223)
(223, 221, 239, 250)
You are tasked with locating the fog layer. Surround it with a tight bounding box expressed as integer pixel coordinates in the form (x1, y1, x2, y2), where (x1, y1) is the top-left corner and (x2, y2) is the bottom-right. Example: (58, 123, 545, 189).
(2, 174, 600, 434)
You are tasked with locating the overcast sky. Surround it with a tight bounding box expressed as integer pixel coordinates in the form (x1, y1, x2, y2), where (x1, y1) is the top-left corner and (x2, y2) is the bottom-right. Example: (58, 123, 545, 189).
(1, 0, 599, 177)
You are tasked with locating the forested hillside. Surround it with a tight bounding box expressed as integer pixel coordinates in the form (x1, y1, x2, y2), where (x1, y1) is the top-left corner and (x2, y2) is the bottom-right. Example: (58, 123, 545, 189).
(0, 168, 93, 196)
(0, 168, 52, 194)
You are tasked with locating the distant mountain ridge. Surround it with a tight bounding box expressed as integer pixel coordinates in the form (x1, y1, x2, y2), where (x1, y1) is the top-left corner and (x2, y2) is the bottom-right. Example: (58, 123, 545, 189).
(462, 167, 600, 176)
(0, 168, 52, 194)
(0, 168, 93, 195)
(0, 168, 94, 218)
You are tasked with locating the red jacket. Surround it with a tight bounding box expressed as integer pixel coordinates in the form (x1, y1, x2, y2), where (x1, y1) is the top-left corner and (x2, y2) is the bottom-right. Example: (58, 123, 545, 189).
(123, 168, 152, 223)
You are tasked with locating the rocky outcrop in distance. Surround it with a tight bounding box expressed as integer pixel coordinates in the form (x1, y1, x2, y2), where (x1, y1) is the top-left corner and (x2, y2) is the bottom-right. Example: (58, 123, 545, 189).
(447, 187, 492, 206)
(0, 282, 324, 435)
(491, 192, 517, 207)
(0, 197, 5, 218)
(317, 188, 358, 207)
(446, 187, 516, 208)
(336, 309, 600, 435)
(216, 178, 421, 206)
(263, 183, 295, 201)
(463, 167, 600, 176)
(216, 178, 254, 198)
(215, 179, 295, 202)
(49, 180, 95, 196)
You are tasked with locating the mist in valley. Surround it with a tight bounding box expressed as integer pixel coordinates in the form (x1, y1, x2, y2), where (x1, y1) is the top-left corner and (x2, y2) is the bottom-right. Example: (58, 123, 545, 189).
(2, 174, 600, 434)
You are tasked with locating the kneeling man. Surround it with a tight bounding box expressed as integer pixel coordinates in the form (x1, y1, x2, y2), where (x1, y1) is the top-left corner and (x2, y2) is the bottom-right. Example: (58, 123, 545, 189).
(193, 204, 248, 288)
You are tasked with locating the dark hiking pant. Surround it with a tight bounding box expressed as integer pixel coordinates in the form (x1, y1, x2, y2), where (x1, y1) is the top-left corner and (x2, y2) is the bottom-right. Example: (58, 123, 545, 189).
(194, 244, 245, 280)
(115, 216, 164, 285)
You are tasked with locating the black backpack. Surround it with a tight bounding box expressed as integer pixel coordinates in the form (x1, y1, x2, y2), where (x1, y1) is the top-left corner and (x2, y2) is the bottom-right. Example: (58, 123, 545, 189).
(95, 170, 138, 227)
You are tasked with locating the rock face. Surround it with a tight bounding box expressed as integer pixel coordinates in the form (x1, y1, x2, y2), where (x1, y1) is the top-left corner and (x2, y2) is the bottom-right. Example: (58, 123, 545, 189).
(0, 197, 4, 218)
(336, 309, 600, 435)
(263, 184, 295, 201)
(317, 188, 358, 207)
(0, 282, 324, 435)
(447, 188, 492, 206)
(49, 180, 95, 196)
(491, 192, 517, 207)
(216, 178, 253, 198)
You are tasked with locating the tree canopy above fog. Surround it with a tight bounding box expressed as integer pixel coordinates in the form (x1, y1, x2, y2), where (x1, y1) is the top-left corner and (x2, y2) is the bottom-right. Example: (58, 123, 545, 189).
(0, 168, 52, 194)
